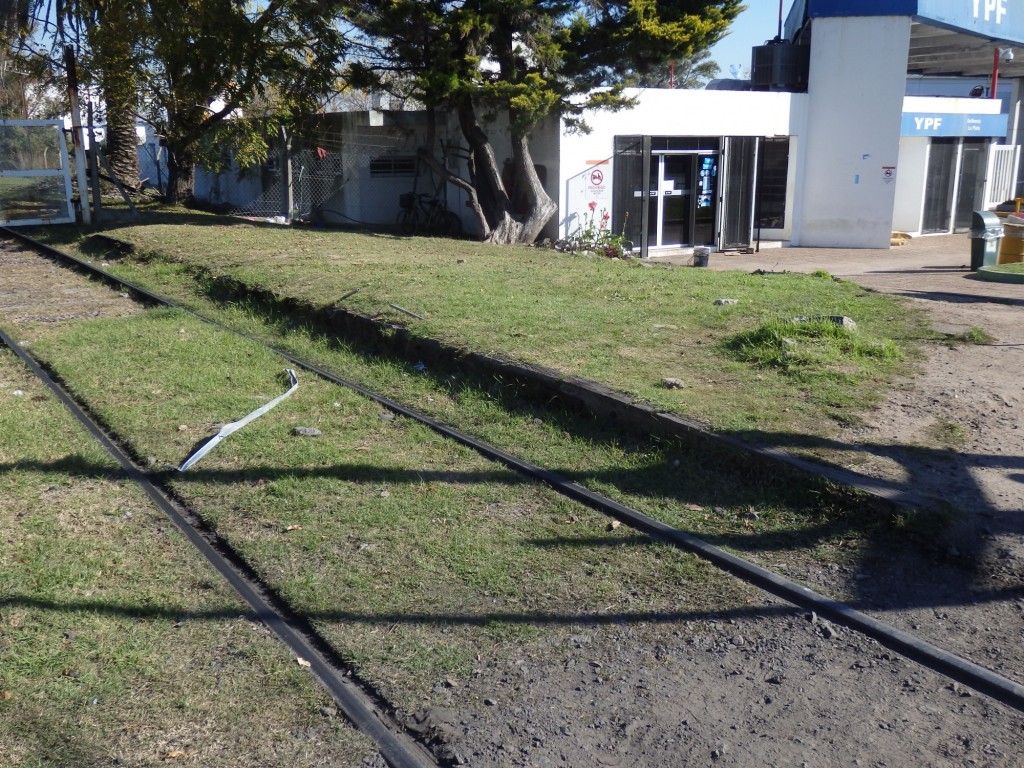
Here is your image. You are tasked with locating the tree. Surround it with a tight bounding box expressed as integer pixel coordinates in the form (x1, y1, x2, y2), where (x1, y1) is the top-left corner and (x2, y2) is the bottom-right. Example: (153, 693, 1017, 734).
(626, 48, 721, 89)
(51, 0, 347, 203)
(343, 0, 743, 244)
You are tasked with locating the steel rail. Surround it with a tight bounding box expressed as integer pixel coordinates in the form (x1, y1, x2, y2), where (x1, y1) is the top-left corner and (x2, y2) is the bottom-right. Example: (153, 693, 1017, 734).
(0, 321, 438, 768)
(5, 227, 1024, 714)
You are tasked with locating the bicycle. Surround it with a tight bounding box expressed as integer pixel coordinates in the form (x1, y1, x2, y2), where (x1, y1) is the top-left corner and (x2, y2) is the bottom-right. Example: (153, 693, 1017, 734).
(396, 192, 463, 238)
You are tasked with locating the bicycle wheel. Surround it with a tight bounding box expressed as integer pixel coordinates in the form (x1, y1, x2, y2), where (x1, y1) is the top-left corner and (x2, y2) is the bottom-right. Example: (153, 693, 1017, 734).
(439, 211, 463, 238)
(396, 208, 418, 236)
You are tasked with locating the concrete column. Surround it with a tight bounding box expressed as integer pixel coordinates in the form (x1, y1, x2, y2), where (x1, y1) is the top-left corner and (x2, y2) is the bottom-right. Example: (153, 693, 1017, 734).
(792, 16, 912, 247)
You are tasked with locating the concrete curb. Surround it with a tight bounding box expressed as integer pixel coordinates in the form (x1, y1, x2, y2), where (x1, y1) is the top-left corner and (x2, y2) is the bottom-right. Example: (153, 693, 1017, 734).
(975, 265, 1024, 284)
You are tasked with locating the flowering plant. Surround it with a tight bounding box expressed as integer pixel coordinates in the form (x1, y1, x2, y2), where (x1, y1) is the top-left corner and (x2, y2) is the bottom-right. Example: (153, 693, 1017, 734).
(558, 201, 633, 258)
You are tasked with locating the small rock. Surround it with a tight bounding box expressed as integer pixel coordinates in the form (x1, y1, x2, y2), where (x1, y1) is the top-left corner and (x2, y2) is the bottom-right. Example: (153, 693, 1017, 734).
(11, 389, 23, 397)
(791, 314, 857, 330)
(662, 377, 686, 389)
(379, 411, 396, 422)
(766, 673, 783, 685)
(292, 426, 322, 437)
(457, 259, 466, 264)
(819, 621, 837, 639)
(484, 698, 497, 706)
(714, 298, 739, 306)
(320, 706, 338, 718)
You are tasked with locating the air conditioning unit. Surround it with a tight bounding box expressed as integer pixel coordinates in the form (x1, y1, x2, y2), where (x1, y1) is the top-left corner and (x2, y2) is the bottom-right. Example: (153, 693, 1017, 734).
(751, 41, 810, 92)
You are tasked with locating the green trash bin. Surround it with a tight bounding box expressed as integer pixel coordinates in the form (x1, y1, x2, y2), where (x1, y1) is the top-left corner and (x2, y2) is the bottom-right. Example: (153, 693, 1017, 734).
(970, 211, 1002, 271)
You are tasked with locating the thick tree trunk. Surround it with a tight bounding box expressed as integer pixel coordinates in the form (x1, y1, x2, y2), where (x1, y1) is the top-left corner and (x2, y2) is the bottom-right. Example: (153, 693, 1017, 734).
(93, 9, 140, 188)
(454, 97, 556, 245)
(103, 101, 140, 189)
(165, 144, 195, 205)
(508, 131, 557, 243)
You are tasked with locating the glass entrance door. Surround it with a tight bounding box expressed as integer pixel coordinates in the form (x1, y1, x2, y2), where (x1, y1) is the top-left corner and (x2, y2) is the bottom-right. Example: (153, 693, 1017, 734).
(923, 138, 957, 233)
(954, 140, 988, 231)
(647, 154, 693, 247)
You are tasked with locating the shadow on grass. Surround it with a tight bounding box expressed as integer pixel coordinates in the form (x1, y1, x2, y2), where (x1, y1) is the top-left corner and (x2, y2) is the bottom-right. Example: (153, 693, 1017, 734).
(27, 210, 426, 255)
(1, 593, 801, 627)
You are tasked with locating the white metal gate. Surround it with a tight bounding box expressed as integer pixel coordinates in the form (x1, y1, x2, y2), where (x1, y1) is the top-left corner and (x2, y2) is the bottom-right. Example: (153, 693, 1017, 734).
(0, 119, 75, 226)
(984, 143, 1021, 208)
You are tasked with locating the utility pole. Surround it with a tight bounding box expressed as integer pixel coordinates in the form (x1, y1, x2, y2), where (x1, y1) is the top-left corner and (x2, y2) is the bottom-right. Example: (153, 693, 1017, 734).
(64, 45, 91, 225)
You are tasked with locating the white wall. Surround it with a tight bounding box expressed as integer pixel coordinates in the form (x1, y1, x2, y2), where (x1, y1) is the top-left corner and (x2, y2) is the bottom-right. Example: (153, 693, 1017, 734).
(556, 88, 806, 241)
(793, 16, 912, 248)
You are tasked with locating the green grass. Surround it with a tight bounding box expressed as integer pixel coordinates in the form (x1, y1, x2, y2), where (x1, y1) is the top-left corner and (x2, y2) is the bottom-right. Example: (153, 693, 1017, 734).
(724, 317, 900, 373)
(924, 417, 968, 449)
(944, 326, 996, 346)
(21, 307, 757, 705)
(45, 212, 932, 436)
(986, 261, 1024, 273)
(0, 348, 376, 767)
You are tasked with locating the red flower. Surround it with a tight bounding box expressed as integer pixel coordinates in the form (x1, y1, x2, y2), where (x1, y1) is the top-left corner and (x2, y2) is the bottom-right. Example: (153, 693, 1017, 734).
(588, 201, 597, 211)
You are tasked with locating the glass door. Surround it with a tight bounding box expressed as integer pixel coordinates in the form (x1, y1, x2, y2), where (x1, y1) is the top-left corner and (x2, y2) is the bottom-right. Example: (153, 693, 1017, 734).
(922, 138, 957, 233)
(954, 139, 988, 232)
(719, 137, 756, 249)
(646, 154, 694, 248)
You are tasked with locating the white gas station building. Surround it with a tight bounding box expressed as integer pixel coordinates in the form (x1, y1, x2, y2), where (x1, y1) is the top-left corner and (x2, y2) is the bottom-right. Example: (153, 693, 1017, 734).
(551, 0, 1024, 254)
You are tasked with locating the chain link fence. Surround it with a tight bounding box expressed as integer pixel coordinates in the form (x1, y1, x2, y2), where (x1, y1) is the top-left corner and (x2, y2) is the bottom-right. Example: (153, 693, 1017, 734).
(225, 128, 465, 231)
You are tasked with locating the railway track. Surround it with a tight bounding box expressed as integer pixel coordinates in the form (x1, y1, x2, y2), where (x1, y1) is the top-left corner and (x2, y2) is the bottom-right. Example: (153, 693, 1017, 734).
(2, 230, 1023, 765)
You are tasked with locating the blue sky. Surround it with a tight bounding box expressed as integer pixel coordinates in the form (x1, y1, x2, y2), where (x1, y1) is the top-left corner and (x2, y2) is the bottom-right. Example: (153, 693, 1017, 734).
(708, 1, 793, 78)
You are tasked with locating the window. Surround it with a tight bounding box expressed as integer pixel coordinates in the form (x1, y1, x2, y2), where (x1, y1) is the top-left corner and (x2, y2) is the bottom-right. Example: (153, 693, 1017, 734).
(369, 155, 417, 177)
(756, 137, 789, 229)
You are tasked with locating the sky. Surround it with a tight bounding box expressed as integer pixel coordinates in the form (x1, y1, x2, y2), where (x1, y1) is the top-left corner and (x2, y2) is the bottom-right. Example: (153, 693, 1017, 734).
(707, 1, 794, 79)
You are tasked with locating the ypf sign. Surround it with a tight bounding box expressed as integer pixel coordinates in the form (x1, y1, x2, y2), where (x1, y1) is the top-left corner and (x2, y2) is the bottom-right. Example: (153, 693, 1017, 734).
(919, 1, 1023, 44)
(972, 0, 1007, 25)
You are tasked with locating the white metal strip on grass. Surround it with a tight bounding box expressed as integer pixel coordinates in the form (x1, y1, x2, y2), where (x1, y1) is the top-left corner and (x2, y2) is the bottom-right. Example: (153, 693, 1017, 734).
(178, 368, 299, 471)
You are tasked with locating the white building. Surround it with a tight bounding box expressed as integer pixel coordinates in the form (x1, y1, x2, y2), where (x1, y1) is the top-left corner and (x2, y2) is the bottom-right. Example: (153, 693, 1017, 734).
(200, 0, 1024, 253)
(548, 0, 1024, 253)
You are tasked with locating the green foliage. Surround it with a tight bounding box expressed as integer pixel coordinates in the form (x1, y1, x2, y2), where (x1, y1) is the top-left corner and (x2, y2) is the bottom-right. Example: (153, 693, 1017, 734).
(945, 326, 994, 345)
(50, 0, 348, 201)
(346, 0, 742, 130)
(557, 201, 634, 257)
(724, 318, 902, 379)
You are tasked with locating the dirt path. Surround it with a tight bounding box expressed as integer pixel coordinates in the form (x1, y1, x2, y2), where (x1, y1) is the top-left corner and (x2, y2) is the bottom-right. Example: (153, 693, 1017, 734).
(691, 235, 1023, 571)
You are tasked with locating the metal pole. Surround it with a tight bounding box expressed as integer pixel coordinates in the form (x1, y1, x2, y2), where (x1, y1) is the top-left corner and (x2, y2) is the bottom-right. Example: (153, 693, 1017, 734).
(86, 100, 102, 221)
(280, 125, 294, 222)
(992, 47, 1000, 99)
(64, 45, 91, 224)
(640, 136, 651, 260)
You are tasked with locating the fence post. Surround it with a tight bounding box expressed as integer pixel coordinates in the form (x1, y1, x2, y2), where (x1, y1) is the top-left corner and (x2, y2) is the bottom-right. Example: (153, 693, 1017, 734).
(280, 125, 294, 221)
(64, 45, 91, 225)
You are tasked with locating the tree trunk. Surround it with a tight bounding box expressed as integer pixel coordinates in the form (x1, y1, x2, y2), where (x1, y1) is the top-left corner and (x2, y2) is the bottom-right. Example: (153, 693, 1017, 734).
(165, 144, 195, 205)
(93, 7, 140, 188)
(508, 130, 557, 243)
(103, 99, 140, 189)
(454, 97, 557, 245)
